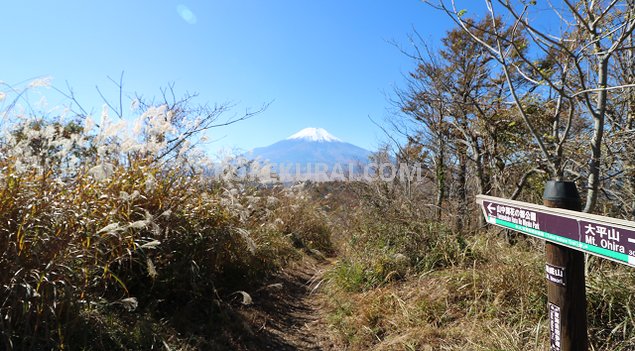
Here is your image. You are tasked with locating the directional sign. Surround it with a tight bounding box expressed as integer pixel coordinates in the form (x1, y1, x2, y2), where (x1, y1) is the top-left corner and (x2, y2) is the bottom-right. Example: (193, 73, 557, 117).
(477, 195, 635, 267)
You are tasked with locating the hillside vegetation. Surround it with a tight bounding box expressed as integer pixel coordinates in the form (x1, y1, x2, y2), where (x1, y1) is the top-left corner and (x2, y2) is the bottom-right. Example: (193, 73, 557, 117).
(316, 182, 635, 350)
(0, 89, 334, 350)
(318, 2, 635, 348)
(3, 1, 635, 349)
(1, 86, 635, 350)
(317, 2, 635, 349)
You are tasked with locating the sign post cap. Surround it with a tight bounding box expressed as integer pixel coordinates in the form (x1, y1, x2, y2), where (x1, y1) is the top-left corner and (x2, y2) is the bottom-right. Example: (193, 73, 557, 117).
(543, 180, 581, 211)
(543, 180, 580, 201)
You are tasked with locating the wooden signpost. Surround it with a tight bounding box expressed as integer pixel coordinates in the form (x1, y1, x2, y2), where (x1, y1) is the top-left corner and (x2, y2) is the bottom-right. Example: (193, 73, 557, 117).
(477, 181, 635, 351)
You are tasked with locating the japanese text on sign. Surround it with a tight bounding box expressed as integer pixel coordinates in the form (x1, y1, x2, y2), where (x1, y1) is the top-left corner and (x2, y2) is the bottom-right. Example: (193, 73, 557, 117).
(494, 204, 539, 229)
(549, 302, 561, 351)
(478, 195, 635, 267)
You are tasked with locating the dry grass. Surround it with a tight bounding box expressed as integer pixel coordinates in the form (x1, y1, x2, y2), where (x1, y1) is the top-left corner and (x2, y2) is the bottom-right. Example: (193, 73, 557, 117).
(320, 183, 635, 351)
(324, 229, 549, 351)
(3, 98, 635, 350)
(0, 114, 334, 350)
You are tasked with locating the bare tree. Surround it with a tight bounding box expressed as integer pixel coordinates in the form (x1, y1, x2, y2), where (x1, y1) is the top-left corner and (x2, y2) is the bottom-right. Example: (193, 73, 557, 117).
(431, 0, 635, 213)
(55, 78, 269, 165)
(393, 20, 543, 228)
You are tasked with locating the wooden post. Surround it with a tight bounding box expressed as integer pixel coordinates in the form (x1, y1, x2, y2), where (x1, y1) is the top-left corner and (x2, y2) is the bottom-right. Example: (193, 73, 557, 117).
(543, 180, 588, 351)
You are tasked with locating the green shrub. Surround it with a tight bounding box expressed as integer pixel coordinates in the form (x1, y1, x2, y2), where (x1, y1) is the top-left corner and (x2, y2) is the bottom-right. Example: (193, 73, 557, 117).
(329, 204, 476, 293)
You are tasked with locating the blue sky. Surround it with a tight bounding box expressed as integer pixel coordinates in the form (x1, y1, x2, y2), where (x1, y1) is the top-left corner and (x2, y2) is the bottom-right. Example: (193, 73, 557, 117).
(1, 1, 458, 153)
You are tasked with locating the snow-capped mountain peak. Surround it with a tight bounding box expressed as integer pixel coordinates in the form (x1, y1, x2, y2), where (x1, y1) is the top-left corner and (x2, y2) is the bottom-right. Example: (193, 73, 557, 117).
(286, 127, 341, 142)
(248, 127, 372, 180)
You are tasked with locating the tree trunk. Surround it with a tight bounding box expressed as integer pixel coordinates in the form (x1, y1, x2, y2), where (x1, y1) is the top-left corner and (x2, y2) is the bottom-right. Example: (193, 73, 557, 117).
(626, 34, 635, 220)
(628, 99, 635, 220)
(472, 137, 489, 226)
(456, 144, 468, 231)
(584, 57, 609, 214)
(470, 135, 489, 195)
(435, 137, 446, 221)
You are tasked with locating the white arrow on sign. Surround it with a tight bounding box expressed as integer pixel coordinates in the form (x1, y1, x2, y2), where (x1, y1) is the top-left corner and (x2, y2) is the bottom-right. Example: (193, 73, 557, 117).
(487, 202, 496, 215)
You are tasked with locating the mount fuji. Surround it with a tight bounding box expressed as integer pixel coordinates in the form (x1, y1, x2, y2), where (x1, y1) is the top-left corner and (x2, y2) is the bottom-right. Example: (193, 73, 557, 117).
(247, 127, 372, 175)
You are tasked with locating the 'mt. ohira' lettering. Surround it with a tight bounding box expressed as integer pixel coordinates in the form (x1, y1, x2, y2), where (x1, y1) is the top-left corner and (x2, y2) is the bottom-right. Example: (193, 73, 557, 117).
(584, 223, 625, 253)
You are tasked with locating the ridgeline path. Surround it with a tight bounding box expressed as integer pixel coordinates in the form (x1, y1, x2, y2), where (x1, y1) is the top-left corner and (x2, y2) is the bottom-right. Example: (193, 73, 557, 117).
(232, 257, 337, 351)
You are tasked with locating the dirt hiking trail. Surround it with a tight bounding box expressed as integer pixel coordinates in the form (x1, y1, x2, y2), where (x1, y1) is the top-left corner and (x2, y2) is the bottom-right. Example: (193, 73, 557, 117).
(230, 257, 338, 351)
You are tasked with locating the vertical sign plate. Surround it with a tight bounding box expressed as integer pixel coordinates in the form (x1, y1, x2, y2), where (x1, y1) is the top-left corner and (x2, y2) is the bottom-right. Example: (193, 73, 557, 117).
(549, 302, 561, 351)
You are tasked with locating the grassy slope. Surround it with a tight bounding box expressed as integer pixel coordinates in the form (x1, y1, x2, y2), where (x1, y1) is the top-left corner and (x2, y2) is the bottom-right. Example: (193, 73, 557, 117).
(316, 182, 635, 351)
(4, 163, 635, 351)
